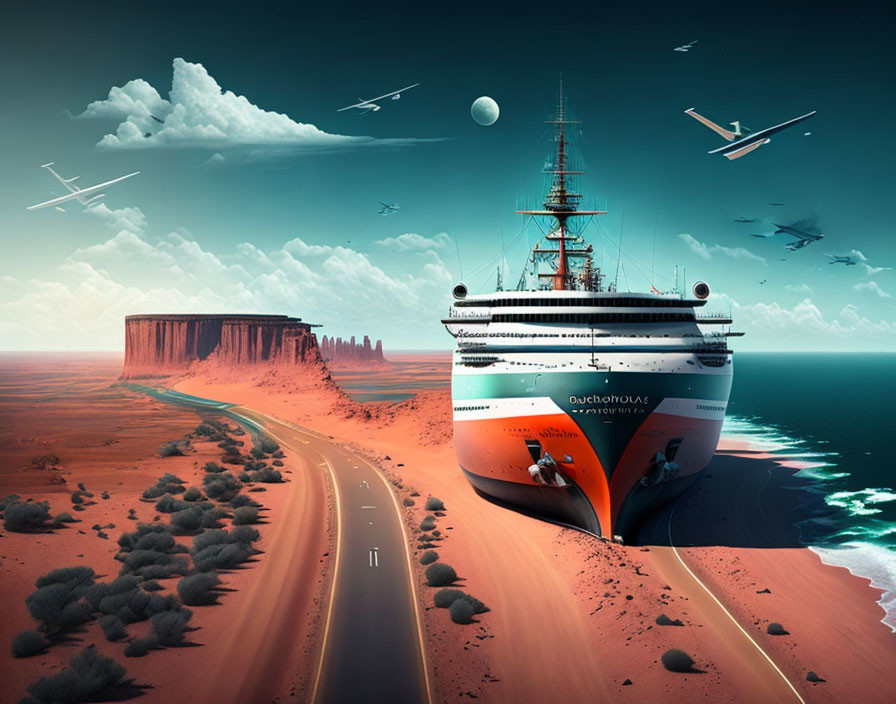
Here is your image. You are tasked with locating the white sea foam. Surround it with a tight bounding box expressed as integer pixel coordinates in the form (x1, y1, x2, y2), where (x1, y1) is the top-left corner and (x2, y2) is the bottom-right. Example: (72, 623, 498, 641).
(811, 542, 896, 633)
(825, 489, 896, 517)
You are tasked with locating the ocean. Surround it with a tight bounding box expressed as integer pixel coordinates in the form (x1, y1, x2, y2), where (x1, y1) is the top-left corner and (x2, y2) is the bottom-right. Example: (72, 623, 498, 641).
(724, 352, 896, 631)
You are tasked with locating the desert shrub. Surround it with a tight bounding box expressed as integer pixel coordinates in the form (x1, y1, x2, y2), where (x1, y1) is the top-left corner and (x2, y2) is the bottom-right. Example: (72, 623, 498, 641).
(150, 608, 193, 646)
(124, 636, 158, 657)
(229, 525, 260, 544)
(117, 523, 172, 552)
(85, 576, 140, 611)
(249, 468, 282, 483)
(656, 614, 684, 627)
(419, 542, 436, 550)
(203, 472, 242, 501)
(177, 573, 221, 606)
(767, 622, 789, 635)
(449, 598, 476, 624)
(193, 542, 252, 571)
(4, 501, 53, 532)
(52, 513, 76, 527)
(232, 506, 259, 525)
(203, 462, 225, 473)
(403, 498, 415, 507)
(661, 649, 697, 672)
(194, 421, 227, 439)
(182, 487, 202, 502)
(419, 550, 439, 565)
(155, 495, 191, 513)
(142, 473, 185, 499)
(101, 491, 110, 500)
(420, 516, 436, 532)
(98, 615, 128, 642)
(11, 630, 48, 658)
(250, 447, 266, 459)
(425, 563, 457, 587)
(134, 531, 175, 552)
(238, 471, 252, 483)
(170, 507, 204, 535)
(70, 492, 84, 505)
(259, 437, 279, 454)
(425, 497, 445, 511)
(159, 441, 186, 457)
(23, 645, 127, 702)
(141, 580, 163, 592)
(433, 588, 466, 608)
(230, 494, 257, 508)
(272, 459, 284, 467)
(806, 671, 824, 682)
(192, 529, 229, 553)
(36, 566, 95, 591)
(26, 581, 94, 633)
(0, 493, 21, 511)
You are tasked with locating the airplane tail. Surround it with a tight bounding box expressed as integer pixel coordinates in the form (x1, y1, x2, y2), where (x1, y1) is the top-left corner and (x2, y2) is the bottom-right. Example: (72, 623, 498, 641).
(685, 108, 737, 141)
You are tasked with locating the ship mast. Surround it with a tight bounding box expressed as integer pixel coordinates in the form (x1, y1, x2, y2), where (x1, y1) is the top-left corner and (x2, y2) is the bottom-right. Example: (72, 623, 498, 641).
(516, 80, 606, 291)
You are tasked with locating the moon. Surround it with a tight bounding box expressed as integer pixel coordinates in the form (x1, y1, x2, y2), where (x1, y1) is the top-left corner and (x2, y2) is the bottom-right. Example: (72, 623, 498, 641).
(471, 96, 500, 126)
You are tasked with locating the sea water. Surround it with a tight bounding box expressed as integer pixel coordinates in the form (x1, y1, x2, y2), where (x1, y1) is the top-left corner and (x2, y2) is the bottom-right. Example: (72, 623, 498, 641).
(726, 352, 896, 632)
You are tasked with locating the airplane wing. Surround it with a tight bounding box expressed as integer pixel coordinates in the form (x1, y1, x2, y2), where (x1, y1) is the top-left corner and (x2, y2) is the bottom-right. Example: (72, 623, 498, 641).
(722, 140, 766, 160)
(337, 100, 367, 112)
(685, 108, 737, 141)
(27, 171, 139, 210)
(709, 111, 816, 155)
(41, 163, 80, 194)
(364, 83, 419, 103)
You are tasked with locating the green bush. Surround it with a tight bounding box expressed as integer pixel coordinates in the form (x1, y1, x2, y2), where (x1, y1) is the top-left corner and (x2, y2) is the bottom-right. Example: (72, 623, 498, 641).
(661, 649, 696, 672)
(425, 563, 457, 587)
(449, 599, 475, 624)
(425, 497, 445, 511)
(419, 550, 438, 565)
(232, 506, 259, 525)
(11, 630, 48, 658)
(23, 646, 127, 701)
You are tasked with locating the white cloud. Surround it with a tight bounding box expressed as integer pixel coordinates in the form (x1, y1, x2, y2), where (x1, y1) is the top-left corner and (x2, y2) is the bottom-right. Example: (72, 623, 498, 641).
(76, 58, 436, 155)
(85, 203, 148, 234)
(707, 291, 896, 339)
(785, 282, 813, 294)
(854, 280, 893, 300)
(846, 249, 892, 277)
(0, 217, 454, 349)
(679, 233, 766, 263)
(375, 232, 451, 251)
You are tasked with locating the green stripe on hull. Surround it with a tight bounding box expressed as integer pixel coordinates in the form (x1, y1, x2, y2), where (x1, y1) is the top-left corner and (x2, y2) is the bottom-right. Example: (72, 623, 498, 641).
(453, 370, 732, 483)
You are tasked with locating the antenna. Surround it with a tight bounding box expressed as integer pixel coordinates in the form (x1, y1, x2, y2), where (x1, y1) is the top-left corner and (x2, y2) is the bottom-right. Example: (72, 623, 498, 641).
(614, 202, 625, 289)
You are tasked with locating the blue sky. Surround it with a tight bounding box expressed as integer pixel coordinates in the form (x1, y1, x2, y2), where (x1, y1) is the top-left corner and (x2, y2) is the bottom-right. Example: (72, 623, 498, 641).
(1, 0, 894, 351)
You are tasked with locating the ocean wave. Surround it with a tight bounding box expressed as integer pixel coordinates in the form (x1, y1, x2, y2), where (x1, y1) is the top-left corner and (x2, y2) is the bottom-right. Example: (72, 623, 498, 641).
(810, 542, 896, 633)
(825, 489, 896, 517)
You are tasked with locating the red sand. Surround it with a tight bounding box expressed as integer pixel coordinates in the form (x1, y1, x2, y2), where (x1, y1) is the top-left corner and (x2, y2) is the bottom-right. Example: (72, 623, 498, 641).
(0, 354, 330, 704)
(3, 352, 894, 704)
(173, 359, 896, 704)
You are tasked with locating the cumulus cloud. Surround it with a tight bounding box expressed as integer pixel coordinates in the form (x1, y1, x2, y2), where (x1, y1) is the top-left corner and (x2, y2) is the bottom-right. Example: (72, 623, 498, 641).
(375, 232, 451, 251)
(1, 217, 454, 349)
(85, 203, 148, 234)
(848, 249, 893, 277)
(785, 283, 813, 294)
(854, 280, 893, 300)
(707, 292, 896, 340)
(679, 234, 766, 263)
(75, 58, 437, 155)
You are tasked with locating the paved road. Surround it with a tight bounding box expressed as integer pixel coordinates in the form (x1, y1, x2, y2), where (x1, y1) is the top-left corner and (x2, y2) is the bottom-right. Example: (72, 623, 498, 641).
(233, 407, 431, 704)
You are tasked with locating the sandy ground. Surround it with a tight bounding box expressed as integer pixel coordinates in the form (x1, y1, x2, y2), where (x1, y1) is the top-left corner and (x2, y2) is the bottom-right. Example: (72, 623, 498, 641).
(173, 356, 896, 704)
(3, 352, 893, 704)
(0, 354, 331, 704)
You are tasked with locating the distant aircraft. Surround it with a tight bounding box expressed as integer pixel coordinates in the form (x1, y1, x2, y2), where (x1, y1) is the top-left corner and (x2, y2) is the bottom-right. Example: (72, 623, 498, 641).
(768, 202, 785, 206)
(826, 253, 858, 266)
(752, 222, 824, 251)
(338, 84, 420, 114)
(733, 217, 757, 223)
(758, 279, 767, 285)
(674, 40, 698, 52)
(685, 107, 816, 160)
(27, 163, 139, 211)
(377, 201, 399, 215)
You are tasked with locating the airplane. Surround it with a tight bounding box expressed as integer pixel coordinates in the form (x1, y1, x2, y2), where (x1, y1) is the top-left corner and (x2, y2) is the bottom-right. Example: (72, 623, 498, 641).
(768, 202, 785, 206)
(826, 253, 858, 266)
(751, 222, 824, 251)
(758, 279, 767, 285)
(733, 217, 758, 223)
(674, 40, 698, 52)
(27, 163, 139, 211)
(337, 84, 420, 114)
(685, 107, 816, 160)
(377, 201, 399, 215)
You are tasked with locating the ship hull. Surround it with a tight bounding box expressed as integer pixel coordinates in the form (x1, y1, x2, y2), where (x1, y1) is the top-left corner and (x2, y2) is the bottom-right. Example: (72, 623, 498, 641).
(452, 365, 732, 540)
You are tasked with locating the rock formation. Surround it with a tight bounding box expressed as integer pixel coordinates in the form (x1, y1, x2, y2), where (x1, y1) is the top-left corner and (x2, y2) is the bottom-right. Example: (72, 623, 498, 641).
(319, 334, 386, 367)
(122, 314, 321, 378)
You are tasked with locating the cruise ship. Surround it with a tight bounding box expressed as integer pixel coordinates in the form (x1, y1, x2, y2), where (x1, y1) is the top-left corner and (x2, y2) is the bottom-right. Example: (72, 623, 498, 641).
(443, 87, 740, 540)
